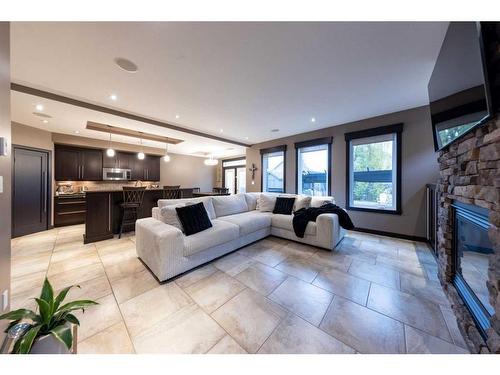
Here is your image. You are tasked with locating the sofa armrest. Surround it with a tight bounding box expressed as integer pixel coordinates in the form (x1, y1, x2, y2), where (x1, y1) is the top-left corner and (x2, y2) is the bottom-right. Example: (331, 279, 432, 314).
(135, 217, 185, 281)
(316, 213, 345, 250)
(152, 207, 161, 220)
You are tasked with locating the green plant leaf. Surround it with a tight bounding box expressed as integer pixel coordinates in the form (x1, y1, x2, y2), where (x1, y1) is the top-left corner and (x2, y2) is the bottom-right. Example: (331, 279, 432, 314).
(64, 313, 80, 326)
(17, 325, 42, 354)
(0, 308, 37, 322)
(34, 298, 51, 325)
(53, 285, 79, 311)
(40, 278, 54, 306)
(50, 324, 73, 350)
(57, 300, 98, 314)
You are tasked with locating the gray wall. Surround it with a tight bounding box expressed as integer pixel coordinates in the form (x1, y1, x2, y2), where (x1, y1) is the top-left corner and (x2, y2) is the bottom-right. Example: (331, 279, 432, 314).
(160, 153, 217, 192)
(246, 105, 439, 238)
(0, 22, 10, 341)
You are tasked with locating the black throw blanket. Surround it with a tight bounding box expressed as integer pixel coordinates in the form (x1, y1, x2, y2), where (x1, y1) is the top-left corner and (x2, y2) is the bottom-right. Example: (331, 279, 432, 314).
(292, 203, 354, 238)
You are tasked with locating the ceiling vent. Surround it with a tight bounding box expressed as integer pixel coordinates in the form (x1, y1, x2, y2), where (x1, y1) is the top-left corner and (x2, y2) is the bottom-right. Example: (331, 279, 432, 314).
(114, 57, 138, 73)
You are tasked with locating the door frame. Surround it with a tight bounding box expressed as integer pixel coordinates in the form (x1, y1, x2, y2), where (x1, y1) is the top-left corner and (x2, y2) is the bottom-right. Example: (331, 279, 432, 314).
(11, 145, 53, 237)
(221, 157, 246, 194)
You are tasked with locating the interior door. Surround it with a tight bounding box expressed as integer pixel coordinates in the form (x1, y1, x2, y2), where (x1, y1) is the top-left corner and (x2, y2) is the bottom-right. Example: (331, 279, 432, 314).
(236, 167, 246, 194)
(224, 168, 236, 194)
(12, 147, 50, 237)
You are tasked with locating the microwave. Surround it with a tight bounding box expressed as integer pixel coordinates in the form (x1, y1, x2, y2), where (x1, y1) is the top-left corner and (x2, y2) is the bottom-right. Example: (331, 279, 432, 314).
(102, 168, 132, 181)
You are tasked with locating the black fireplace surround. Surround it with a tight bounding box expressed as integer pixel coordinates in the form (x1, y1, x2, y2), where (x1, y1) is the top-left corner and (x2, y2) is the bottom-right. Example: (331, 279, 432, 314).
(452, 201, 494, 339)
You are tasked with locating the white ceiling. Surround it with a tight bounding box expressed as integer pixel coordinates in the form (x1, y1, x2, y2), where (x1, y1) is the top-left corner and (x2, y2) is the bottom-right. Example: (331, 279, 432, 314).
(10, 22, 448, 154)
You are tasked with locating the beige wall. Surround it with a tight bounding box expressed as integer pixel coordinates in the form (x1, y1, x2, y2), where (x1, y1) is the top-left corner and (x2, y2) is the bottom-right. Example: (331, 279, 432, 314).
(247, 105, 439, 238)
(0, 22, 10, 340)
(160, 153, 217, 192)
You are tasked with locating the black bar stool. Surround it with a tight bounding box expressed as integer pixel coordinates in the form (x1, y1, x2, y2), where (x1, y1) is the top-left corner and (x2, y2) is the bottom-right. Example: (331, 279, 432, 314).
(162, 185, 180, 199)
(119, 186, 146, 239)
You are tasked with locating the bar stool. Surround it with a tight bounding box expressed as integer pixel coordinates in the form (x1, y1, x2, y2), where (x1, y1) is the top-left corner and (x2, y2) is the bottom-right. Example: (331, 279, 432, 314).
(162, 185, 180, 199)
(119, 186, 146, 239)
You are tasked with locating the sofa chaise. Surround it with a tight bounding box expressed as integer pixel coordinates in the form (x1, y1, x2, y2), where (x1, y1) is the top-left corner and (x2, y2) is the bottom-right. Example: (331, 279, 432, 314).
(135, 192, 346, 282)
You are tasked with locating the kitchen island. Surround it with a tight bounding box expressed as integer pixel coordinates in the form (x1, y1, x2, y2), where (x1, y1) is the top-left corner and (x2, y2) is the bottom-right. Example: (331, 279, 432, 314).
(84, 188, 164, 244)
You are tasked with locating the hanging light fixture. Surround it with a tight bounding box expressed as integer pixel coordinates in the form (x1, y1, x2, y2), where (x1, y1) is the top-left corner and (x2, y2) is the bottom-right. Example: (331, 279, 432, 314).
(163, 143, 171, 162)
(106, 129, 115, 157)
(204, 154, 218, 166)
(137, 138, 145, 160)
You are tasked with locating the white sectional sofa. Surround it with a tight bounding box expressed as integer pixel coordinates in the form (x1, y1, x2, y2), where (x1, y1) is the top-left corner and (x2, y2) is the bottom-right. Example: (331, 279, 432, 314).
(135, 193, 346, 282)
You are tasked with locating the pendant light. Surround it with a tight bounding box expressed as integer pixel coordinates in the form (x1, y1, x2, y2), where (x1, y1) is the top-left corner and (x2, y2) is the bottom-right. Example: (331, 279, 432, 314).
(163, 143, 171, 162)
(137, 138, 145, 160)
(204, 154, 218, 166)
(106, 130, 115, 157)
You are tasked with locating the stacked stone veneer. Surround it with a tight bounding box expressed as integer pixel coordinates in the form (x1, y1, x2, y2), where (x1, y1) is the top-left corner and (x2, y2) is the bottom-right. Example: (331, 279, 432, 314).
(436, 117, 500, 353)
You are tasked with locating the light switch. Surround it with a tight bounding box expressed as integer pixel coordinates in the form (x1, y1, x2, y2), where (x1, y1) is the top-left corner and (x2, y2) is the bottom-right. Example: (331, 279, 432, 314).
(0, 175, 3, 193)
(1, 289, 8, 312)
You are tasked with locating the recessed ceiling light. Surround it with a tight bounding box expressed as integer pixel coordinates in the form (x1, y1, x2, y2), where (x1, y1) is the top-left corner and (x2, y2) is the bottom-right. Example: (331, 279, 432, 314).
(175, 114, 180, 119)
(271, 128, 279, 133)
(219, 129, 224, 133)
(245, 137, 249, 140)
(311, 117, 316, 123)
(74, 130, 80, 134)
(35, 104, 44, 111)
(42, 119, 49, 124)
(114, 57, 138, 73)
(110, 94, 118, 101)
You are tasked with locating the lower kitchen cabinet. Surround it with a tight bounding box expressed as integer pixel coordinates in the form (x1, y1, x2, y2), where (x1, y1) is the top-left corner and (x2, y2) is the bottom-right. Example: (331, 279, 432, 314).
(54, 195, 86, 227)
(84, 192, 114, 243)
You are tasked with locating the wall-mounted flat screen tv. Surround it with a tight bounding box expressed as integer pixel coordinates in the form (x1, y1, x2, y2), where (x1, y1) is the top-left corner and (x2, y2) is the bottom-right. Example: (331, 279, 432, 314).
(428, 22, 492, 151)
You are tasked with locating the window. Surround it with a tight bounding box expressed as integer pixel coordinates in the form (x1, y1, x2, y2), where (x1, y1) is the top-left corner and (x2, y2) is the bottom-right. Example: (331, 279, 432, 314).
(222, 158, 246, 194)
(295, 137, 332, 196)
(261, 146, 286, 193)
(345, 124, 403, 214)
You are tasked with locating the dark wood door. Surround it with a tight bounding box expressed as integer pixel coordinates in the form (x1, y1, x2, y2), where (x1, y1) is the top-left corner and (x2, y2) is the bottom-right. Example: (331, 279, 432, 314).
(102, 152, 117, 168)
(146, 156, 161, 181)
(12, 147, 50, 237)
(116, 152, 131, 169)
(84, 192, 113, 243)
(55, 145, 80, 181)
(131, 156, 145, 180)
(80, 148, 103, 181)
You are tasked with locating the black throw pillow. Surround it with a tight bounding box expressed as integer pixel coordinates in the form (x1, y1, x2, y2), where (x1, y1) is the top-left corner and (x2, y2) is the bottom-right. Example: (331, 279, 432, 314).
(273, 197, 296, 215)
(175, 202, 213, 236)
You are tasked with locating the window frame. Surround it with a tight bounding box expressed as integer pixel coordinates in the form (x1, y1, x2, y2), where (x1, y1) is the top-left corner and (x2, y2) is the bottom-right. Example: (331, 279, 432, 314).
(221, 157, 246, 194)
(294, 137, 333, 196)
(260, 145, 287, 193)
(345, 123, 403, 215)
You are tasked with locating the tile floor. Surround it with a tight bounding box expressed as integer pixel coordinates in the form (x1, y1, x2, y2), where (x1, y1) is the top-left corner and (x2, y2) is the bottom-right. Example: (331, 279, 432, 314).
(10, 225, 470, 354)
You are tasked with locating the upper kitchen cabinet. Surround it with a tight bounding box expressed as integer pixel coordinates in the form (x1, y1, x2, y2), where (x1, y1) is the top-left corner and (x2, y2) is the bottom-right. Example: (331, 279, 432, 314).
(102, 151, 132, 169)
(130, 154, 160, 181)
(55, 145, 103, 181)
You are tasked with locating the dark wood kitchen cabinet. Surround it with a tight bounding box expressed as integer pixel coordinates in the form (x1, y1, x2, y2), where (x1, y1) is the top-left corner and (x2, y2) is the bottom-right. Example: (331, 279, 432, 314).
(103, 151, 132, 169)
(84, 192, 113, 243)
(54, 195, 86, 227)
(144, 155, 161, 181)
(55, 145, 103, 181)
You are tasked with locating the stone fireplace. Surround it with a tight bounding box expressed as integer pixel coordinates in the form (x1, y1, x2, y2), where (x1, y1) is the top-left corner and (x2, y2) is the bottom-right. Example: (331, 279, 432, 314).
(436, 117, 499, 353)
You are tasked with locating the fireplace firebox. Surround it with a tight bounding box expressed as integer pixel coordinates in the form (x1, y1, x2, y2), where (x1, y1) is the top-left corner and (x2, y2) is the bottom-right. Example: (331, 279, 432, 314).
(452, 201, 493, 339)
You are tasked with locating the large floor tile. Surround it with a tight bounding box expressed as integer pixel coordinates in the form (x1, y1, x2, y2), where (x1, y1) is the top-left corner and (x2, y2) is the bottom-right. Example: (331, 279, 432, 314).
(397, 246, 437, 266)
(11, 252, 52, 278)
(49, 262, 106, 289)
(405, 325, 469, 354)
(376, 255, 427, 278)
(348, 260, 400, 290)
(184, 271, 245, 313)
(10, 271, 46, 296)
(63, 274, 112, 302)
(312, 267, 371, 306)
(275, 256, 323, 282)
(268, 277, 333, 326)
(440, 306, 468, 349)
(75, 294, 122, 342)
(309, 250, 354, 272)
(133, 304, 225, 353)
(78, 322, 135, 354)
(239, 239, 288, 267)
(212, 288, 287, 353)
(367, 283, 452, 342)
(400, 273, 450, 307)
(213, 252, 254, 276)
(235, 262, 287, 296)
(104, 257, 146, 282)
(120, 283, 193, 337)
(259, 314, 355, 354)
(47, 251, 101, 277)
(175, 264, 218, 289)
(110, 269, 158, 304)
(320, 296, 405, 354)
(207, 335, 247, 354)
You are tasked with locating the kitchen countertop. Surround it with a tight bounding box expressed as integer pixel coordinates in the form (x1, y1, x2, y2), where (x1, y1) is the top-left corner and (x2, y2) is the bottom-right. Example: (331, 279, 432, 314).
(84, 188, 165, 193)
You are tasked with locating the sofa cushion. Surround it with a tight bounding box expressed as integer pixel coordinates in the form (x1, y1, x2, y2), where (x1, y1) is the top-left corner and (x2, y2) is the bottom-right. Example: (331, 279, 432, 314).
(244, 193, 260, 211)
(175, 202, 212, 236)
(158, 197, 216, 220)
(159, 203, 185, 232)
(212, 194, 248, 217)
(258, 194, 277, 212)
(311, 196, 335, 207)
(273, 197, 295, 215)
(294, 196, 312, 211)
(271, 214, 317, 236)
(183, 219, 240, 256)
(217, 211, 272, 236)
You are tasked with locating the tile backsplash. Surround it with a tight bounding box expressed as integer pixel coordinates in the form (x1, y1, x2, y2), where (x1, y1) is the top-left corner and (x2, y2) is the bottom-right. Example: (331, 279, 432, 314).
(56, 180, 160, 193)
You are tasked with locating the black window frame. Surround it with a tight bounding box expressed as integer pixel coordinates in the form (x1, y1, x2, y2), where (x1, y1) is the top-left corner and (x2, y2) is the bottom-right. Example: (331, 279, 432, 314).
(260, 145, 287, 193)
(345, 123, 403, 215)
(294, 137, 333, 196)
(221, 157, 246, 194)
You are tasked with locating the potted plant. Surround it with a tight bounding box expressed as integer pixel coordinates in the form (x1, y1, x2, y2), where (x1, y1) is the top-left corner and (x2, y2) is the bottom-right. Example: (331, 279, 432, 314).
(0, 278, 98, 354)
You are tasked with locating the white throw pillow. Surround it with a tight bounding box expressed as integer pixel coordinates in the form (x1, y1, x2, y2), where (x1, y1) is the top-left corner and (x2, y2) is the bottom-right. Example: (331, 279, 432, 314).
(212, 194, 249, 217)
(294, 196, 312, 211)
(311, 196, 334, 207)
(244, 193, 259, 211)
(258, 194, 277, 212)
(159, 203, 185, 232)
